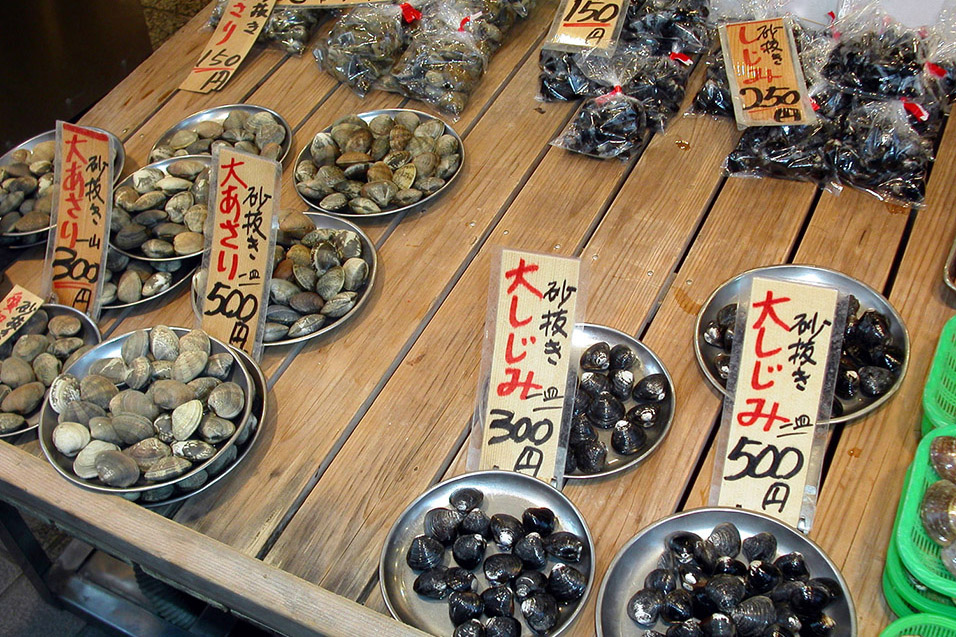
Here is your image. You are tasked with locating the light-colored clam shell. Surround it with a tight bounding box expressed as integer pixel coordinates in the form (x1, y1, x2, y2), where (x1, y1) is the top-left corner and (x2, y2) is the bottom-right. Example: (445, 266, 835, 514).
(121, 330, 149, 365)
(73, 440, 120, 479)
(52, 421, 91, 457)
(207, 382, 244, 419)
(172, 439, 216, 461)
(125, 357, 152, 390)
(0, 413, 25, 433)
(203, 353, 234, 381)
(89, 416, 122, 445)
(111, 413, 154, 446)
(144, 455, 192, 481)
(0, 356, 35, 388)
(149, 379, 196, 411)
(47, 315, 82, 338)
(187, 376, 221, 403)
(89, 357, 128, 385)
(58, 399, 106, 426)
(152, 413, 174, 444)
(150, 326, 180, 361)
(13, 334, 51, 363)
(172, 350, 209, 384)
(95, 450, 140, 487)
(79, 374, 119, 409)
(124, 437, 172, 471)
(180, 329, 211, 355)
(199, 414, 235, 444)
(1, 381, 44, 414)
(49, 373, 81, 413)
(172, 399, 203, 441)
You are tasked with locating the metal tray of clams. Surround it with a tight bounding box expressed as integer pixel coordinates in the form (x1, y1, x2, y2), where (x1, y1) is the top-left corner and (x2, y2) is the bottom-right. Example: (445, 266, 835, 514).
(294, 108, 463, 219)
(566, 323, 675, 481)
(38, 326, 254, 496)
(694, 265, 909, 425)
(100, 255, 201, 311)
(595, 507, 857, 636)
(149, 104, 293, 165)
(110, 155, 211, 263)
(0, 304, 102, 439)
(381, 470, 595, 637)
(0, 128, 125, 248)
(138, 345, 266, 508)
(191, 212, 377, 347)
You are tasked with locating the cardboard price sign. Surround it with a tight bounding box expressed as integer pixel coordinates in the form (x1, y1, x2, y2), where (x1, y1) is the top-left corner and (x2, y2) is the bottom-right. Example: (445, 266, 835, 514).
(477, 249, 582, 487)
(41, 122, 113, 322)
(713, 277, 845, 532)
(719, 17, 816, 128)
(200, 147, 280, 361)
(181, 0, 277, 94)
(0, 286, 44, 348)
(544, 0, 627, 51)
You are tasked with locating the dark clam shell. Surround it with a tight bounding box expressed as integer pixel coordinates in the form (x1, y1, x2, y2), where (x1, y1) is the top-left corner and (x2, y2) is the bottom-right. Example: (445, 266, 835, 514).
(870, 343, 905, 372)
(547, 562, 587, 602)
(520, 592, 559, 634)
(413, 566, 449, 599)
(449, 487, 483, 513)
(858, 365, 895, 397)
(775, 603, 803, 634)
(453, 618, 484, 637)
(713, 353, 731, 381)
(461, 508, 492, 537)
(659, 588, 693, 623)
(514, 570, 547, 600)
(746, 560, 782, 596)
(481, 584, 514, 617)
(446, 566, 477, 592)
(702, 320, 724, 348)
(742, 532, 777, 563)
(730, 595, 775, 636)
(700, 612, 736, 637)
(667, 619, 704, 637)
(609, 368, 635, 399)
(835, 367, 860, 399)
(575, 439, 607, 474)
(406, 534, 444, 571)
(769, 579, 806, 605)
(580, 371, 612, 397)
(544, 531, 585, 562)
(666, 531, 702, 564)
(693, 539, 718, 573)
(424, 507, 464, 545)
(801, 613, 837, 636)
(569, 414, 598, 447)
(587, 391, 625, 428)
(489, 513, 524, 550)
(452, 534, 487, 570)
(627, 587, 663, 626)
(580, 341, 611, 371)
(846, 295, 860, 317)
(704, 573, 746, 612)
(678, 561, 707, 589)
(761, 625, 797, 637)
(713, 556, 747, 577)
(522, 507, 556, 535)
(513, 532, 548, 570)
(612, 419, 647, 455)
(627, 402, 662, 427)
(610, 343, 637, 370)
(808, 577, 843, 602)
(789, 580, 832, 617)
(449, 590, 484, 626)
(708, 522, 741, 558)
(690, 583, 718, 620)
(717, 303, 737, 329)
(645, 567, 679, 593)
(484, 616, 520, 637)
(564, 447, 578, 474)
(774, 552, 809, 581)
(855, 310, 891, 348)
(572, 384, 591, 416)
(483, 553, 523, 584)
(633, 373, 668, 402)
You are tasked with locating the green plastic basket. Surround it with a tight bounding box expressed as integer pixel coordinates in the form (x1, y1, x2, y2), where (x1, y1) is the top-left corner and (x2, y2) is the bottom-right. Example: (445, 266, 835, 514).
(923, 316, 956, 434)
(883, 566, 917, 618)
(881, 613, 956, 636)
(896, 425, 956, 597)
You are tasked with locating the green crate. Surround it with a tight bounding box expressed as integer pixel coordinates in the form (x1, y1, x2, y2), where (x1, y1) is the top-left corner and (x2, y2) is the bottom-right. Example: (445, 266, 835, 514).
(923, 316, 956, 434)
(884, 566, 917, 618)
(896, 425, 956, 597)
(881, 614, 956, 636)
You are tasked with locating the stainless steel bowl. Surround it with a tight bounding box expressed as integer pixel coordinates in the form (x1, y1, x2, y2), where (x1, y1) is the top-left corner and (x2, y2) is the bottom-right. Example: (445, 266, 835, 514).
(0, 303, 102, 439)
(150, 104, 293, 165)
(596, 507, 857, 636)
(694, 264, 909, 424)
(380, 470, 595, 636)
(38, 326, 253, 495)
(101, 257, 200, 311)
(294, 108, 464, 219)
(0, 128, 126, 248)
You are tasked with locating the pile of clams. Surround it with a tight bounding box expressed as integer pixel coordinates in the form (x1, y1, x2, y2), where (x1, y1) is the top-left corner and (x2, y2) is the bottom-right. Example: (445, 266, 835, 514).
(407, 487, 590, 636)
(568, 339, 673, 476)
(101, 250, 198, 308)
(149, 106, 290, 164)
(41, 326, 252, 499)
(921, 436, 956, 577)
(295, 110, 462, 215)
(626, 522, 846, 636)
(0, 306, 100, 437)
(111, 157, 210, 260)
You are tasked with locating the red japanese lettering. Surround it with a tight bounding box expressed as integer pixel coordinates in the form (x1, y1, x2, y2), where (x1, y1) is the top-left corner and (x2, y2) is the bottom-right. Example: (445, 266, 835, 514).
(218, 219, 239, 250)
(4, 293, 22, 312)
(737, 398, 789, 432)
(496, 368, 543, 400)
(217, 251, 238, 280)
(505, 258, 543, 298)
(754, 329, 781, 358)
(64, 134, 87, 165)
(509, 295, 532, 328)
(752, 290, 790, 331)
(505, 333, 536, 365)
(751, 360, 782, 391)
(58, 220, 78, 249)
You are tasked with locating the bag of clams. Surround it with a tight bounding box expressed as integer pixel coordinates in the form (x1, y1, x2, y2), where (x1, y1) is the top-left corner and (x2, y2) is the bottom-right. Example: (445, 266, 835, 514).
(207, 1, 326, 55)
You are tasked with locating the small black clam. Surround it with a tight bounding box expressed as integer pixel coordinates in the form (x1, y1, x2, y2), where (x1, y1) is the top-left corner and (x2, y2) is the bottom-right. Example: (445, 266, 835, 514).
(449, 590, 484, 626)
(690, 583, 718, 619)
(713, 353, 731, 381)
(573, 384, 591, 416)
(609, 368, 635, 400)
(452, 534, 487, 570)
(544, 531, 585, 562)
(742, 532, 777, 563)
(693, 539, 718, 574)
(522, 507, 556, 535)
(484, 553, 523, 584)
(514, 570, 547, 600)
(666, 531, 702, 564)
(580, 371, 612, 397)
(808, 577, 843, 602)
(406, 534, 444, 571)
(587, 391, 625, 429)
(858, 365, 895, 397)
(612, 419, 647, 455)
(484, 616, 520, 637)
(513, 532, 548, 570)
(449, 487, 484, 513)
(769, 580, 806, 605)
(659, 588, 693, 623)
(645, 567, 680, 593)
(569, 415, 598, 447)
(520, 592, 559, 634)
(704, 573, 746, 612)
(775, 603, 803, 634)
(627, 402, 662, 427)
(424, 507, 464, 545)
(716, 303, 737, 330)
(610, 343, 637, 370)
(489, 513, 524, 550)
(453, 618, 484, 637)
(481, 584, 514, 617)
(627, 587, 664, 626)
(774, 552, 809, 581)
(700, 612, 736, 637)
(678, 561, 707, 589)
(835, 367, 860, 400)
(870, 344, 905, 372)
(446, 567, 476, 592)
(702, 320, 724, 348)
(633, 373, 668, 402)
(547, 562, 587, 602)
(460, 508, 492, 537)
(575, 439, 608, 474)
(413, 566, 449, 599)
(729, 595, 775, 636)
(855, 310, 891, 348)
(788, 580, 832, 617)
(746, 560, 782, 596)
(713, 556, 746, 577)
(801, 613, 837, 637)
(667, 618, 704, 637)
(707, 522, 741, 558)
(580, 341, 611, 371)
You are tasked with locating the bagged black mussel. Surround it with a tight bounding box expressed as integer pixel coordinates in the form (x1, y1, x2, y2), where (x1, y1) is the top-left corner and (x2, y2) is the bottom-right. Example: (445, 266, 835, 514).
(538, 49, 602, 102)
(208, 1, 325, 55)
(314, 3, 421, 97)
(620, 0, 712, 55)
(621, 44, 696, 131)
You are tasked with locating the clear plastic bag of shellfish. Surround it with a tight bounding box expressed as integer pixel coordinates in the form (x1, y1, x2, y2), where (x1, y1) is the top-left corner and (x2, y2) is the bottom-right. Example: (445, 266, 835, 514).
(208, 1, 325, 55)
(537, 48, 603, 102)
(923, 3, 956, 106)
(826, 99, 935, 208)
(619, 0, 714, 56)
(620, 44, 696, 132)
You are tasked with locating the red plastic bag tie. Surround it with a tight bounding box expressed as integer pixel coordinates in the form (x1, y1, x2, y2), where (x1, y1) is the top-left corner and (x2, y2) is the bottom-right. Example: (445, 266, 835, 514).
(459, 13, 482, 31)
(810, 98, 820, 112)
(595, 85, 623, 105)
(669, 51, 692, 66)
(926, 62, 948, 78)
(902, 99, 929, 122)
(400, 3, 421, 23)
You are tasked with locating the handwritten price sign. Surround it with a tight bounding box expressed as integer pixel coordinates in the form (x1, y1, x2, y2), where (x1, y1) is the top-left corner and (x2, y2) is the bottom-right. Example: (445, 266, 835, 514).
(477, 249, 582, 487)
(41, 122, 113, 322)
(719, 17, 816, 128)
(714, 277, 844, 531)
(200, 147, 280, 361)
(0, 286, 44, 349)
(545, 0, 627, 51)
(181, 0, 277, 94)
